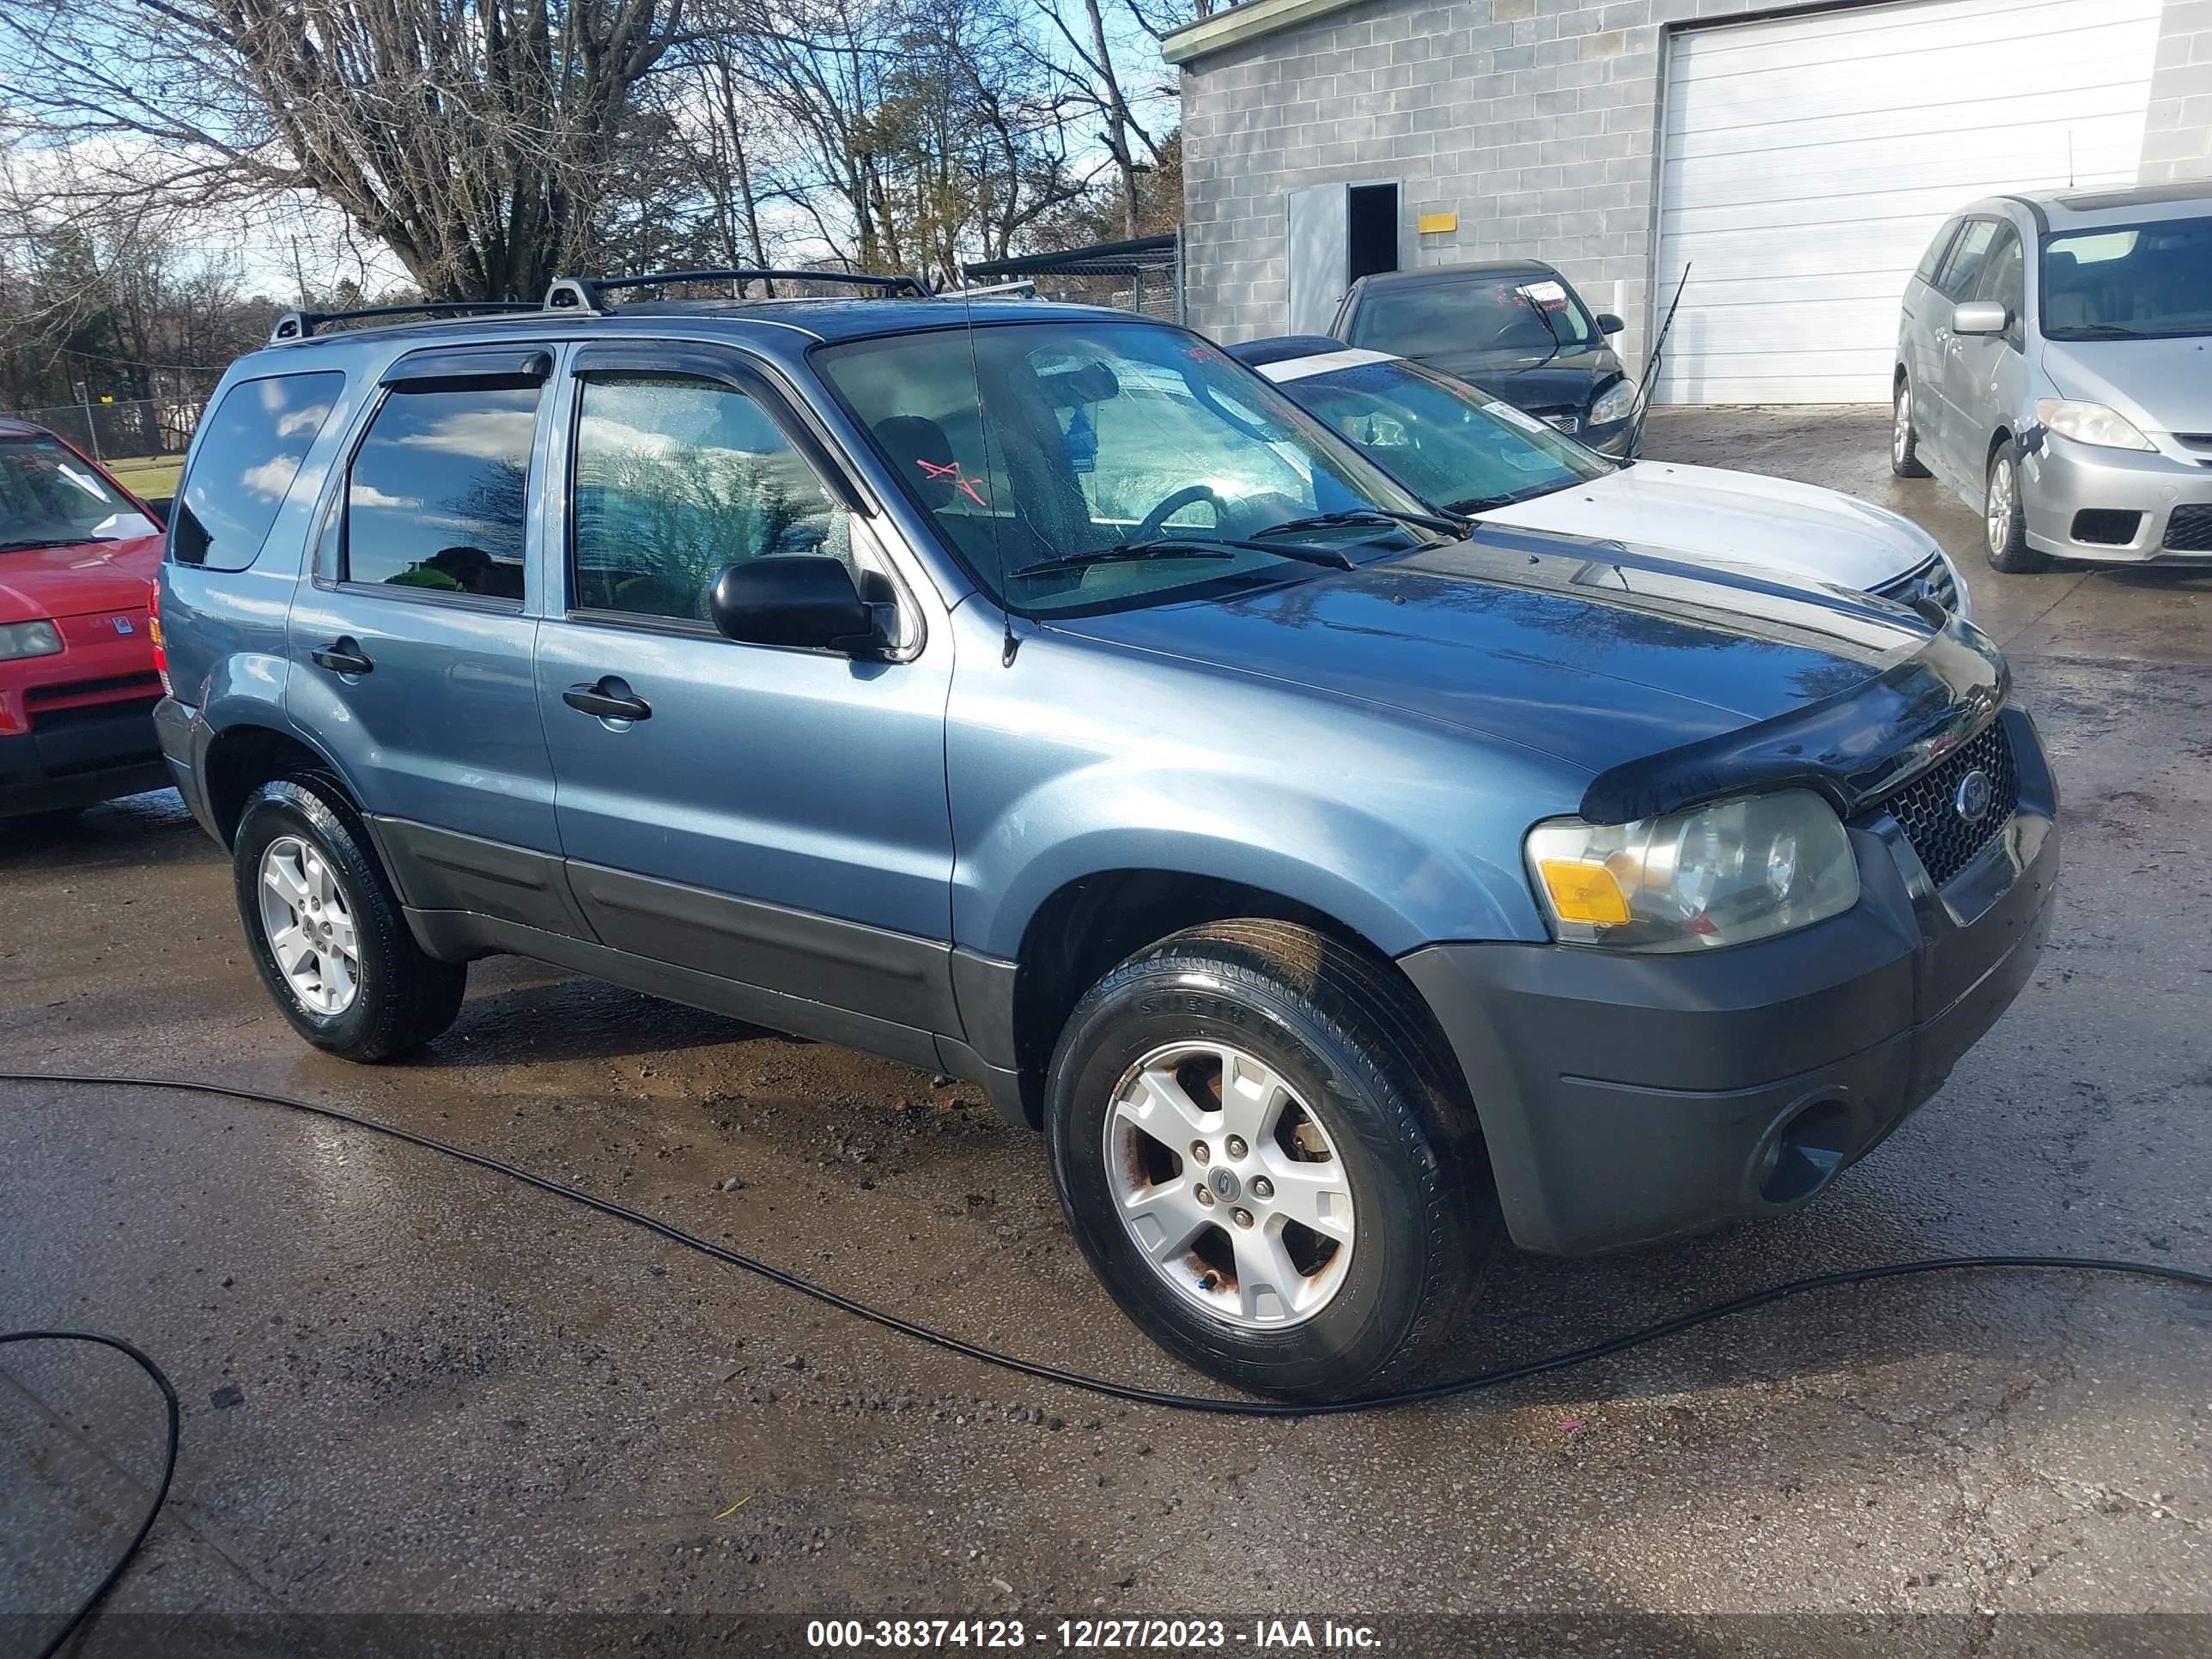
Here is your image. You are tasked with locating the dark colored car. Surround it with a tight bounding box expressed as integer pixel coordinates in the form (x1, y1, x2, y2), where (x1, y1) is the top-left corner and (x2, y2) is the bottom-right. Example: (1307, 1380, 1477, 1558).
(1330, 261, 1637, 454)
(158, 277, 2054, 1401)
(0, 419, 171, 820)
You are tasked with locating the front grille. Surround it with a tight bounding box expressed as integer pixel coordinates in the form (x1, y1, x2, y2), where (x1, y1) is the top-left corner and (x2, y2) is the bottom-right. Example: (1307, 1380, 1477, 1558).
(1539, 413, 1578, 434)
(2164, 504, 2212, 552)
(2071, 508, 2142, 545)
(1873, 556, 1959, 613)
(1871, 718, 2019, 889)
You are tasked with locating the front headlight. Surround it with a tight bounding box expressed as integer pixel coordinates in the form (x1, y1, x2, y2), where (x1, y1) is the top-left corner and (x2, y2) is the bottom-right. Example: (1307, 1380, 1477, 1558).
(1525, 788, 1859, 951)
(2034, 398, 2153, 452)
(0, 620, 62, 662)
(1589, 377, 1637, 425)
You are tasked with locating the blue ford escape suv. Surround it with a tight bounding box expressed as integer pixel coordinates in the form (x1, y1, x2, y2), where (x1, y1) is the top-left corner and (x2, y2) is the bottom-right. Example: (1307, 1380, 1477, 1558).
(155, 273, 2059, 1400)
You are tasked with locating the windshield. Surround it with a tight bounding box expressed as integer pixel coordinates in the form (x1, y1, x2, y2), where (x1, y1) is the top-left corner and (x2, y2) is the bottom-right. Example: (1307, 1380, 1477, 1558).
(0, 436, 159, 550)
(1347, 275, 1597, 358)
(2041, 216, 2212, 339)
(1274, 358, 1612, 512)
(816, 320, 1441, 615)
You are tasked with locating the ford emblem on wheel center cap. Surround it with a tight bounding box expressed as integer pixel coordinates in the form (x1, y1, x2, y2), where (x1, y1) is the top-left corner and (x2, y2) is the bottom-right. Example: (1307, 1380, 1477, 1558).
(1954, 768, 1993, 824)
(1210, 1167, 1241, 1202)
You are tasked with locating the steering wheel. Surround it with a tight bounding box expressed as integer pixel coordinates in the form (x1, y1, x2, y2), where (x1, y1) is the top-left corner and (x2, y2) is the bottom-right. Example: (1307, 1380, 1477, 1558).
(1133, 483, 1230, 543)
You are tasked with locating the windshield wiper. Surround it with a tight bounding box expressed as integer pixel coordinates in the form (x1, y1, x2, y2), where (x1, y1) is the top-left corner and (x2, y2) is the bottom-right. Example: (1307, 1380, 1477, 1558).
(0, 535, 120, 552)
(1011, 535, 1356, 580)
(1444, 484, 1569, 514)
(1258, 506, 1469, 540)
(2052, 323, 2146, 339)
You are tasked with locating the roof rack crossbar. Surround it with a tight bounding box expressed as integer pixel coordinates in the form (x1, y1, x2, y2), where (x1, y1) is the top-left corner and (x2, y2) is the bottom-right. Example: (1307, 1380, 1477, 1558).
(269, 301, 539, 344)
(543, 268, 933, 313)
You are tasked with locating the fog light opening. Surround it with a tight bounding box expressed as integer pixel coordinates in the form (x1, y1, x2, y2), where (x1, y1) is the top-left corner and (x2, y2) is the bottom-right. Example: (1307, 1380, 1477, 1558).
(1759, 1098, 1854, 1206)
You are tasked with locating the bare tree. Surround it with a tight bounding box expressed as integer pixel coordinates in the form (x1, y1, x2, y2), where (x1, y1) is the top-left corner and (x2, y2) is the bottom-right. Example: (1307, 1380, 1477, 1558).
(0, 0, 689, 301)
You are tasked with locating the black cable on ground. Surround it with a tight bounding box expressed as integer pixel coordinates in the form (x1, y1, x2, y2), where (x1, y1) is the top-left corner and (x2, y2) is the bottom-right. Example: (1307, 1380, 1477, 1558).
(0, 1329, 179, 1659)
(7, 1068, 2212, 1649)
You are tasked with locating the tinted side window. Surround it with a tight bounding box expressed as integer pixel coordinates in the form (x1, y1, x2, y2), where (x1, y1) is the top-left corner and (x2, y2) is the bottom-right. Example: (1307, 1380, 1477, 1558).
(1913, 221, 1960, 285)
(171, 372, 345, 570)
(570, 374, 852, 623)
(1934, 220, 1999, 301)
(343, 384, 538, 600)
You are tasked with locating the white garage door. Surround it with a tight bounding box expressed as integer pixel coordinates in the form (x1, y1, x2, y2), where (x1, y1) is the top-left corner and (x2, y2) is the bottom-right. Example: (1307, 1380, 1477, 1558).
(1654, 0, 2162, 404)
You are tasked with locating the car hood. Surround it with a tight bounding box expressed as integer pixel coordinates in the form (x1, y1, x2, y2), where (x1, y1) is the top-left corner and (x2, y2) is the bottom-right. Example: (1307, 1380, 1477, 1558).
(1482, 461, 1939, 591)
(2042, 338, 2212, 434)
(0, 532, 165, 625)
(1407, 344, 1618, 411)
(1053, 525, 1975, 802)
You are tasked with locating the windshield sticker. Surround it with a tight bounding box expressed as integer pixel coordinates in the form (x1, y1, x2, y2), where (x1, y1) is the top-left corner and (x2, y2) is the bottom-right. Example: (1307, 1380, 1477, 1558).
(1514, 279, 1571, 311)
(1484, 399, 1553, 435)
(916, 455, 989, 507)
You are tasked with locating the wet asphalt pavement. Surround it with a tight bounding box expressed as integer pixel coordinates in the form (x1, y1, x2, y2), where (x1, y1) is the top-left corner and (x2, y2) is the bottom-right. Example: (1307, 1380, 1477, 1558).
(4, 405, 2210, 1656)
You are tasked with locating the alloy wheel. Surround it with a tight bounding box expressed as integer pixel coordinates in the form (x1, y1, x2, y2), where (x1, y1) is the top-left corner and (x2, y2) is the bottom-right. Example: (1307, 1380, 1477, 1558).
(1893, 386, 1911, 463)
(257, 835, 361, 1015)
(1986, 456, 2016, 557)
(1102, 1040, 1355, 1328)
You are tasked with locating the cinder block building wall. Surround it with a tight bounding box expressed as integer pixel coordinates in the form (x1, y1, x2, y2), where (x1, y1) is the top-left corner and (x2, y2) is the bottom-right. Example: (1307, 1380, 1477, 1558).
(1167, 0, 2212, 404)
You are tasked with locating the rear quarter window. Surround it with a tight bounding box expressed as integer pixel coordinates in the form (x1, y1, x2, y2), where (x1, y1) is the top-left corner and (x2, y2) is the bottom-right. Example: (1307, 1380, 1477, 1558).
(171, 371, 347, 571)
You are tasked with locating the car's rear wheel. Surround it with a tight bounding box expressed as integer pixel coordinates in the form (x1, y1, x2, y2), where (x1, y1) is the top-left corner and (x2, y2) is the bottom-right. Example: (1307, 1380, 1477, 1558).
(234, 775, 465, 1060)
(1983, 440, 2051, 573)
(1892, 376, 1930, 477)
(1044, 920, 1494, 1401)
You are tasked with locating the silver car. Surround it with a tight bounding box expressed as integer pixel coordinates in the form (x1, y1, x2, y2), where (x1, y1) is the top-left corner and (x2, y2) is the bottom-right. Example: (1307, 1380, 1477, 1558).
(1892, 183, 2212, 574)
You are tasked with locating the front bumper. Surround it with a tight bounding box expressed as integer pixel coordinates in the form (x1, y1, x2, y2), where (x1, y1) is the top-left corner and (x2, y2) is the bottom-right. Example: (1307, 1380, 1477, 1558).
(0, 702, 168, 816)
(1401, 708, 2058, 1255)
(2021, 432, 2212, 562)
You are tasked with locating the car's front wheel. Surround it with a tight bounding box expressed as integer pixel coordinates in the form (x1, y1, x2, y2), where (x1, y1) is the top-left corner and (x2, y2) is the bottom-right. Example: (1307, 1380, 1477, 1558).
(1044, 921, 1494, 1401)
(234, 775, 466, 1060)
(1892, 376, 1930, 477)
(1983, 439, 2051, 573)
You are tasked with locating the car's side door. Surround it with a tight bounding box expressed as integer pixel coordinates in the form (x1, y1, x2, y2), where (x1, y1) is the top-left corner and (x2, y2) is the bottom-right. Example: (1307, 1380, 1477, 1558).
(1943, 218, 2029, 503)
(1899, 217, 1960, 423)
(286, 343, 580, 936)
(1922, 218, 2001, 481)
(532, 340, 957, 1061)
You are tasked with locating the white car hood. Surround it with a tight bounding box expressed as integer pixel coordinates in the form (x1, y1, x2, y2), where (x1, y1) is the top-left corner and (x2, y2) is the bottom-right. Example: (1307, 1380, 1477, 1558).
(1480, 460, 1939, 592)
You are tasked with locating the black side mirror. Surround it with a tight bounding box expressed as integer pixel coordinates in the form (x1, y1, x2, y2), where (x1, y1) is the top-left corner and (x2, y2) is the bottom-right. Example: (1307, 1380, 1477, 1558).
(1595, 313, 1625, 335)
(710, 556, 886, 655)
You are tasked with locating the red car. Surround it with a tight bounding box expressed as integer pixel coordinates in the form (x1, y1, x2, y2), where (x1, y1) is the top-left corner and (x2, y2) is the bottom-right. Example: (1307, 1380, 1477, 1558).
(0, 418, 172, 821)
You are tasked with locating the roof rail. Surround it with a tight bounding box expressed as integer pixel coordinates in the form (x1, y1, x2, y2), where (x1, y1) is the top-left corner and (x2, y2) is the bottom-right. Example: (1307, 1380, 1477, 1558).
(268, 301, 538, 344)
(543, 268, 933, 313)
(932, 278, 1037, 301)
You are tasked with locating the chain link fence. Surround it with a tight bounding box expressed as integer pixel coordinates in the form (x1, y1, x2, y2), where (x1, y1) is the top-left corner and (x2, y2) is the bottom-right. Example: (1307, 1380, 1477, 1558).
(961, 232, 1183, 323)
(9, 397, 204, 466)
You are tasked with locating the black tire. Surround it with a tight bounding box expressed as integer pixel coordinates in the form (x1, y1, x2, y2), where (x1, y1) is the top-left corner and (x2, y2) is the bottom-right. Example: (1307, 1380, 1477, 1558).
(1891, 374, 1930, 477)
(232, 775, 465, 1060)
(1043, 920, 1495, 1401)
(1983, 438, 2051, 573)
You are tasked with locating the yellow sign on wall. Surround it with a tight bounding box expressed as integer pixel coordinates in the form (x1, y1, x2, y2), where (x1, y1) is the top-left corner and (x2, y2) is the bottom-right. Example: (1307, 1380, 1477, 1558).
(1417, 211, 1458, 234)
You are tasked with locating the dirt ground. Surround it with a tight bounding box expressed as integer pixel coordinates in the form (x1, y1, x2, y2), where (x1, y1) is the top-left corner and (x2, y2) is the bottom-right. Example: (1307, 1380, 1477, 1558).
(4, 405, 2211, 1657)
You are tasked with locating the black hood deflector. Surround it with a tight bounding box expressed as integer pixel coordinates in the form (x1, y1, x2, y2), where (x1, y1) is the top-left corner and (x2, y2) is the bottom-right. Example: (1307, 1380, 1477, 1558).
(1578, 621, 2008, 825)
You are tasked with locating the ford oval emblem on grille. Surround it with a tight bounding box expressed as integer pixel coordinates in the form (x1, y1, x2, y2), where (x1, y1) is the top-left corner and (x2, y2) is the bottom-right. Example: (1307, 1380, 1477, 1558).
(1954, 769, 1993, 824)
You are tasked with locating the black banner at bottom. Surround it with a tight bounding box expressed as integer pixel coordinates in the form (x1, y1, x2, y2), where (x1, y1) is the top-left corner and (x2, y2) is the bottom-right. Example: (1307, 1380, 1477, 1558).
(5, 1613, 2209, 1659)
